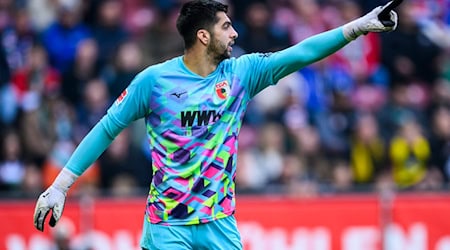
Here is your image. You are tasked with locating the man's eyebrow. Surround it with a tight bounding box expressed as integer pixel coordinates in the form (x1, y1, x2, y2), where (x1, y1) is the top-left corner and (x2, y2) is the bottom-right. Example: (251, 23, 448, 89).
(222, 20, 232, 27)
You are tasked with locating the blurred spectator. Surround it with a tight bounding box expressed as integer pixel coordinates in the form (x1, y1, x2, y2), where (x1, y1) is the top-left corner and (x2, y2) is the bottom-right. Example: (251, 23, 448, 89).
(1, 7, 36, 73)
(381, 1, 443, 86)
(0, 0, 13, 32)
(0, 44, 12, 128)
(103, 40, 143, 99)
(0, 42, 9, 86)
(138, 7, 184, 66)
(236, 1, 289, 53)
(236, 122, 287, 193)
(16, 43, 61, 167)
(11, 43, 60, 103)
(41, 0, 91, 73)
(0, 129, 25, 192)
(91, 0, 130, 67)
(74, 78, 111, 142)
(350, 113, 387, 187)
(251, 71, 304, 125)
(292, 125, 330, 184)
(282, 0, 327, 44)
(62, 38, 100, 106)
(429, 105, 450, 183)
(21, 162, 43, 198)
(330, 159, 353, 193)
(389, 118, 431, 189)
(26, 0, 59, 32)
(98, 128, 152, 195)
(377, 84, 427, 140)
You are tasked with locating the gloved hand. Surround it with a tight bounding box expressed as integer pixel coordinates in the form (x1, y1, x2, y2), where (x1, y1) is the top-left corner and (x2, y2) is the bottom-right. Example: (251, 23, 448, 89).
(33, 185, 67, 231)
(343, 2, 398, 41)
(33, 168, 78, 232)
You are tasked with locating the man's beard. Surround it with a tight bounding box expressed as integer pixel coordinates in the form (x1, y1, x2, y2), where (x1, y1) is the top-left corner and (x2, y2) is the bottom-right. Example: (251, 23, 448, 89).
(207, 36, 230, 64)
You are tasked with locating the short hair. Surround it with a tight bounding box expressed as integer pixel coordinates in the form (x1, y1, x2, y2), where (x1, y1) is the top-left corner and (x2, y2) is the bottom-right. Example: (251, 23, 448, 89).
(176, 0, 228, 49)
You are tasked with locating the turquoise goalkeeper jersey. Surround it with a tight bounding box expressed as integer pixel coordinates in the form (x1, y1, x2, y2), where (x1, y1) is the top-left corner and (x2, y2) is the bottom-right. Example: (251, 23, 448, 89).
(64, 27, 349, 225)
(109, 54, 280, 225)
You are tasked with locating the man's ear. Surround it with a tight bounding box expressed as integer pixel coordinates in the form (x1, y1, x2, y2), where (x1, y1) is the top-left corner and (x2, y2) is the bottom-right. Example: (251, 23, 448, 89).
(197, 29, 210, 46)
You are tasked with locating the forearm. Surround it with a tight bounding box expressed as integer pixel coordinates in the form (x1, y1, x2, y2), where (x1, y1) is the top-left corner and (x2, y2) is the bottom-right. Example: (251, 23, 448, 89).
(269, 4, 397, 81)
(271, 27, 349, 80)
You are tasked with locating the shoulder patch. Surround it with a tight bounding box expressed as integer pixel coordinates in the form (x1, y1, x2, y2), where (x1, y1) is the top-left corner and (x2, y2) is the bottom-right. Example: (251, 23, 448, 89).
(115, 89, 128, 105)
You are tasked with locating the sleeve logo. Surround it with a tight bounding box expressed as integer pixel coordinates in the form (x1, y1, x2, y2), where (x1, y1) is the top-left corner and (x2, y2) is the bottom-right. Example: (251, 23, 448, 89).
(115, 89, 128, 105)
(215, 80, 230, 100)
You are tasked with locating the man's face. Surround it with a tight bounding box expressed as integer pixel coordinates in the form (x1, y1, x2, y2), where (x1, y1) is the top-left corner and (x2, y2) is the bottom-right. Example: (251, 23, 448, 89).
(207, 12, 238, 62)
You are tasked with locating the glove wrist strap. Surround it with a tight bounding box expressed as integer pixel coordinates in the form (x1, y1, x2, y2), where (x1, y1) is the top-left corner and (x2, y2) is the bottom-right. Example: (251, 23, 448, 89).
(52, 168, 79, 194)
(342, 20, 363, 41)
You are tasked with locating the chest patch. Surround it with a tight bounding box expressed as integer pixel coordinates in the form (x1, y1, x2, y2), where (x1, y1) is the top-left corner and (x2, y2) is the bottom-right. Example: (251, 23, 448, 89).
(215, 80, 230, 100)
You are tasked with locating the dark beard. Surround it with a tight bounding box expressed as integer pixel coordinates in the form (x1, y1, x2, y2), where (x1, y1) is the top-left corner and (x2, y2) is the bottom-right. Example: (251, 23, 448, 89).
(207, 37, 230, 64)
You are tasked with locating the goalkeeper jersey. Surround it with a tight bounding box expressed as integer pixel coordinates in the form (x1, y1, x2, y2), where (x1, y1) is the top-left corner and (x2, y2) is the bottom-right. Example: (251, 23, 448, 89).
(107, 54, 278, 225)
(65, 27, 349, 226)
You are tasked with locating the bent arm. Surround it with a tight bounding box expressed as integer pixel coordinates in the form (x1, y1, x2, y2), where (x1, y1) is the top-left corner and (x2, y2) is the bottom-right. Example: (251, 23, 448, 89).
(270, 27, 349, 81)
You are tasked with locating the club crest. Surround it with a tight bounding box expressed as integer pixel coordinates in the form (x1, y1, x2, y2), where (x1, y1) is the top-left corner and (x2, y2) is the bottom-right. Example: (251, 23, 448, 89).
(215, 80, 230, 100)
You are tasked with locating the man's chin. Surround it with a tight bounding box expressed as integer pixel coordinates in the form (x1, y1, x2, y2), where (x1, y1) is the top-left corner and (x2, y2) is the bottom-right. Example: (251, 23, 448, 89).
(216, 53, 230, 62)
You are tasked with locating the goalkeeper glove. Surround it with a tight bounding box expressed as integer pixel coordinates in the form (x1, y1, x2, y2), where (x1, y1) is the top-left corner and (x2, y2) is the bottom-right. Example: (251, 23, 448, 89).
(33, 168, 78, 232)
(343, 2, 398, 41)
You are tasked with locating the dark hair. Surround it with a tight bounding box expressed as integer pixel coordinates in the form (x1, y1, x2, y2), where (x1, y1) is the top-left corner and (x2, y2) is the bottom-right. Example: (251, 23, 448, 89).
(176, 0, 228, 49)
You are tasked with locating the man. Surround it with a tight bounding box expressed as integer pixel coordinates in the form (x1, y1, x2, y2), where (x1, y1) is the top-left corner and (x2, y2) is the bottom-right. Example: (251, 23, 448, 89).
(34, 1, 398, 249)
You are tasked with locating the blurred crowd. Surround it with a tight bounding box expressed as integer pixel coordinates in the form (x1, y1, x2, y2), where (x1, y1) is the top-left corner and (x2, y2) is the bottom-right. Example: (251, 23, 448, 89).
(0, 0, 449, 199)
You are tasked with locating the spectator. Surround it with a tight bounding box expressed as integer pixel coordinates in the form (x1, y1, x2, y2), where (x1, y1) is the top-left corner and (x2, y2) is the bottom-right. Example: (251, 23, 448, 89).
(98, 128, 152, 195)
(11, 43, 60, 104)
(389, 117, 431, 189)
(330, 159, 353, 193)
(21, 162, 43, 198)
(62, 38, 100, 106)
(236, 1, 289, 53)
(138, 7, 184, 66)
(26, 0, 59, 32)
(235, 122, 287, 193)
(103, 40, 143, 99)
(0, 42, 9, 86)
(429, 105, 450, 183)
(292, 125, 330, 184)
(16, 44, 60, 167)
(380, 1, 442, 86)
(1, 7, 36, 73)
(41, 0, 91, 73)
(91, 0, 130, 68)
(284, 0, 327, 44)
(74, 78, 111, 143)
(350, 113, 387, 188)
(0, 43, 13, 129)
(377, 84, 426, 140)
(0, 129, 26, 192)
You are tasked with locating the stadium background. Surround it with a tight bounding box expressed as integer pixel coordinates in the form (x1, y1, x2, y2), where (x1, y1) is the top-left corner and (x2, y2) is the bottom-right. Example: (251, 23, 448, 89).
(0, 0, 449, 249)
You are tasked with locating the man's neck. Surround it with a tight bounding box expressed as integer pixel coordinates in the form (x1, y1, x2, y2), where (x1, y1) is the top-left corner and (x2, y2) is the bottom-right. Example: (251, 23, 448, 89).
(183, 48, 218, 77)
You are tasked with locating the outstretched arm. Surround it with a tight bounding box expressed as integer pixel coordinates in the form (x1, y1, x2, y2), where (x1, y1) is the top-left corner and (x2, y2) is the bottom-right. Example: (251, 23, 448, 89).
(269, 4, 398, 81)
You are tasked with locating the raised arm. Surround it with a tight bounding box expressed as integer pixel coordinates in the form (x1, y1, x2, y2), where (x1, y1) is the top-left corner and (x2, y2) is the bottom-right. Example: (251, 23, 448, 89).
(269, 4, 398, 81)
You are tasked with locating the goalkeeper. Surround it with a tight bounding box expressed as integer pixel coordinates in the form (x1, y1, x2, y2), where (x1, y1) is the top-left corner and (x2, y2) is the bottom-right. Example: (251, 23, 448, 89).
(34, 1, 398, 249)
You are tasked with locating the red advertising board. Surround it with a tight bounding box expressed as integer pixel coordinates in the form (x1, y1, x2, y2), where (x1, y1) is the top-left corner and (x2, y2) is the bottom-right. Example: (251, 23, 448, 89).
(1, 194, 450, 250)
